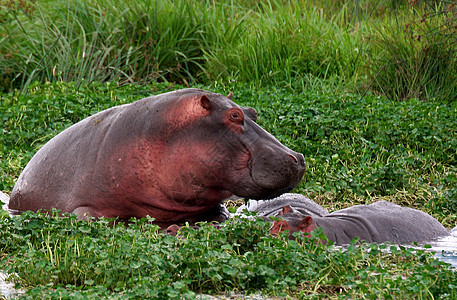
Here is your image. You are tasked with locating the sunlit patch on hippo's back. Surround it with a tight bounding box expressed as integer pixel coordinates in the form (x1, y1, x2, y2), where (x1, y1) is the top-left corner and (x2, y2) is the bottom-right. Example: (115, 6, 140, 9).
(164, 95, 211, 133)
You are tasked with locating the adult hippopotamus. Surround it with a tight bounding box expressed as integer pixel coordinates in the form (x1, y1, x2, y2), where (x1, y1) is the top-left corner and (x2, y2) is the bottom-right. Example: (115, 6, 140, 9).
(235, 193, 329, 218)
(9, 88, 305, 227)
(269, 201, 450, 245)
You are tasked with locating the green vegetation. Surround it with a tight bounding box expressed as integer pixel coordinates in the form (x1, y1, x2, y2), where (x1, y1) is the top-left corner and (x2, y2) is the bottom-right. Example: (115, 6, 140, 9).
(1, 0, 457, 298)
(1, 210, 457, 299)
(1, 0, 456, 101)
(1, 82, 457, 298)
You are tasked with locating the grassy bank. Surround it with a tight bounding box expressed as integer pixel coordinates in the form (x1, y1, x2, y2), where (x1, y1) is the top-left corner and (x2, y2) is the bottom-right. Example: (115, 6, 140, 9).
(1, 0, 456, 101)
(1, 81, 457, 297)
(1, 210, 456, 299)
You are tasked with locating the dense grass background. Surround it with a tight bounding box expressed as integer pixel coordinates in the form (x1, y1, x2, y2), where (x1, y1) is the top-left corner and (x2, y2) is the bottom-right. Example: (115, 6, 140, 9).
(1, 0, 456, 101)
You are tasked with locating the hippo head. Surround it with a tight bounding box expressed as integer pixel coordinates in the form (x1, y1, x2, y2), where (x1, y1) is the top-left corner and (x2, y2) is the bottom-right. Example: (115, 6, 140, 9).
(156, 89, 305, 203)
(270, 205, 317, 239)
(218, 92, 305, 199)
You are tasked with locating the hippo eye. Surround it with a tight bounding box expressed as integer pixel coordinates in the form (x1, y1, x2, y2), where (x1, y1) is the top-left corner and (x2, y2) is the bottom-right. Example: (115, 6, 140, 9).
(227, 108, 244, 124)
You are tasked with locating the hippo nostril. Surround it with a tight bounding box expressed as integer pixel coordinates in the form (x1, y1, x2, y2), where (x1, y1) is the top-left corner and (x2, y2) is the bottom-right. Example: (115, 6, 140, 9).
(288, 153, 306, 169)
(288, 154, 298, 164)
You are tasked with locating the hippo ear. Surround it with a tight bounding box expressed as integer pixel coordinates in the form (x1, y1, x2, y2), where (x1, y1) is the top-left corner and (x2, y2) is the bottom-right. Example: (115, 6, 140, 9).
(278, 205, 293, 216)
(200, 94, 212, 110)
(227, 92, 233, 100)
(298, 216, 314, 231)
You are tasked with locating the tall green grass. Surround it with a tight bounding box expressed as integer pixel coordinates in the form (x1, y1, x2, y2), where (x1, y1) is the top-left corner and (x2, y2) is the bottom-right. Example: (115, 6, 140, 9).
(0, 0, 231, 89)
(1, 0, 456, 101)
(204, 1, 367, 88)
(365, 5, 457, 101)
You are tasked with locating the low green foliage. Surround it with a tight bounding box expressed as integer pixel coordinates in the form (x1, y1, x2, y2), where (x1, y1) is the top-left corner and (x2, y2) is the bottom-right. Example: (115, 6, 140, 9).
(1, 82, 457, 298)
(0, 211, 456, 299)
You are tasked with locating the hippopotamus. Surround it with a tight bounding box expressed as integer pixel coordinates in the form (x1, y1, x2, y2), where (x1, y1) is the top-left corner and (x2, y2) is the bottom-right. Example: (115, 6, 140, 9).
(9, 88, 305, 228)
(268, 201, 450, 245)
(235, 193, 329, 218)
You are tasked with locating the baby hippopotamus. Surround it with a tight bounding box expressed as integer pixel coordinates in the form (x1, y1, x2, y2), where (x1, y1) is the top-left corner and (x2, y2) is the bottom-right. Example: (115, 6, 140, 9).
(239, 195, 450, 245)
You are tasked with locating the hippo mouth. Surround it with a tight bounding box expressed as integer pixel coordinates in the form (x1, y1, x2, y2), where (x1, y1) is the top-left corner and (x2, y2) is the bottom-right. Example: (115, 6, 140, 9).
(230, 143, 304, 200)
(251, 156, 302, 190)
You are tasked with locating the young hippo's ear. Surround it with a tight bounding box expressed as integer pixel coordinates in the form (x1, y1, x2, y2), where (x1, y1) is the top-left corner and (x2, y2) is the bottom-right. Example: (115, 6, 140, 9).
(278, 205, 294, 216)
(227, 92, 233, 100)
(165, 224, 181, 236)
(297, 216, 316, 233)
(200, 94, 212, 110)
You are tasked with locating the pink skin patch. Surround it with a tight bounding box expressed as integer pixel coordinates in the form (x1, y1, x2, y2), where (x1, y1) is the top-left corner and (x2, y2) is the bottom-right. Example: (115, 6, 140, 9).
(271, 220, 292, 235)
(224, 107, 245, 133)
(165, 95, 211, 132)
(102, 115, 250, 221)
(166, 224, 181, 236)
(298, 216, 318, 237)
(271, 215, 317, 239)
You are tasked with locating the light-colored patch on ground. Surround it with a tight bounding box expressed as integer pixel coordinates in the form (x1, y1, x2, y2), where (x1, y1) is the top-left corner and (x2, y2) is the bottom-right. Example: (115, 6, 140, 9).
(0, 272, 25, 299)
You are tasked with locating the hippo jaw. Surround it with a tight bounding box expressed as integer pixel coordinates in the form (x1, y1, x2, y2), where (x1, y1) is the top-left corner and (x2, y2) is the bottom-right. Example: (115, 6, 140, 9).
(223, 121, 306, 200)
(249, 147, 305, 198)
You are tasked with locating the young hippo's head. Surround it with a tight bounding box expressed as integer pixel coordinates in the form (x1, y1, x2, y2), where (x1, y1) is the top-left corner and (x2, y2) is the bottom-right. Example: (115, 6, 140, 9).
(270, 205, 317, 239)
(157, 89, 305, 203)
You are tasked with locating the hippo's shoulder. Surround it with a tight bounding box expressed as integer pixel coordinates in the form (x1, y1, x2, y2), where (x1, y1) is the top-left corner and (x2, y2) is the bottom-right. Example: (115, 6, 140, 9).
(366, 201, 431, 216)
(367, 201, 402, 209)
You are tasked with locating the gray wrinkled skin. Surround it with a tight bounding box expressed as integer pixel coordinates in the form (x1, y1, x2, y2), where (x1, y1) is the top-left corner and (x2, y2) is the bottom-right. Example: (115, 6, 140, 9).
(237, 195, 450, 245)
(316, 201, 449, 245)
(235, 193, 329, 217)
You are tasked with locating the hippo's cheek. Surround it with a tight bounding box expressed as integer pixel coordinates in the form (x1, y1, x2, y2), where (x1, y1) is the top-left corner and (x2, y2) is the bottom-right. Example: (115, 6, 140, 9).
(270, 220, 292, 236)
(246, 153, 304, 198)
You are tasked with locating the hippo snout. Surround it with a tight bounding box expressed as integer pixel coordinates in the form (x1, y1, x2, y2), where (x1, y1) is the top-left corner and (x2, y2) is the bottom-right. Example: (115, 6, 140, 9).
(248, 148, 305, 198)
(288, 152, 305, 169)
(287, 151, 306, 182)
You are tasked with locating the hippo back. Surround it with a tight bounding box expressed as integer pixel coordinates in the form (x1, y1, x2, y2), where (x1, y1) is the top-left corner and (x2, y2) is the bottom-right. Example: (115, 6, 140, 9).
(235, 193, 329, 218)
(322, 201, 449, 244)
